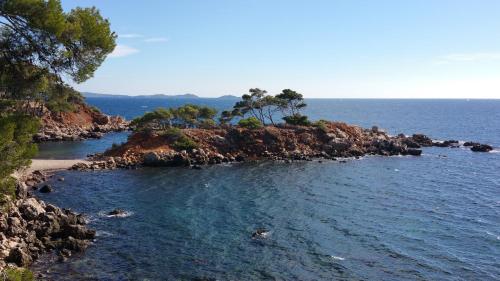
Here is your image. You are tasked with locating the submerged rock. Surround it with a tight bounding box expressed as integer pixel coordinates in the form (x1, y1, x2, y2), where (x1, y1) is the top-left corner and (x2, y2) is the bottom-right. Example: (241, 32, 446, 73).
(39, 184, 53, 193)
(108, 209, 127, 216)
(252, 228, 270, 239)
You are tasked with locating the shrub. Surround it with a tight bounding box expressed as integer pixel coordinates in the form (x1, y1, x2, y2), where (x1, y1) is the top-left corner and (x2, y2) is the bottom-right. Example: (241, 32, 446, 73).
(238, 117, 262, 129)
(89, 105, 101, 113)
(283, 114, 311, 126)
(312, 119, 329, 133)
(160, 127, 198, 151)
(172, 135, 198, 151)
(0, 176, 16, 207)
(161, 127, 183, 141)
(199, 119, 216, 129)
(0, 115, 39, 207)
(2, 267, 34, 281)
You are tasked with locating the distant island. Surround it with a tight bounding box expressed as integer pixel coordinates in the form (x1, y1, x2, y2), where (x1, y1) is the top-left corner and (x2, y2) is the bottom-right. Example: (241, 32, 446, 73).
(82, 92, 240, 100)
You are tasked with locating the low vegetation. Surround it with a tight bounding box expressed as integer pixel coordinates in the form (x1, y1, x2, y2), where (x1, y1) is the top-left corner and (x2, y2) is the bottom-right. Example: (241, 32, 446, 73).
(238, 117, 263, 129)
(0, 114, 39, 205)
(1, 267, 34, 281)
(130, 104, 217, 130)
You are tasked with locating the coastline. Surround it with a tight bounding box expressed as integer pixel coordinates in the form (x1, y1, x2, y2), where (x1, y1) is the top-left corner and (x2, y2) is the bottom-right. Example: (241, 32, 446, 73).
(0, 158, 96, 277)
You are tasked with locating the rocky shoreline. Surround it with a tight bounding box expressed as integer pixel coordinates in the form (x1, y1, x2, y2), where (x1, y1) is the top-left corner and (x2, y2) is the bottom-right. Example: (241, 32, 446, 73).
(0, 170, 95, 275)
(71, 122, 494, 171)
(34, 103, 129, 142)
(2, 121, 493, 277)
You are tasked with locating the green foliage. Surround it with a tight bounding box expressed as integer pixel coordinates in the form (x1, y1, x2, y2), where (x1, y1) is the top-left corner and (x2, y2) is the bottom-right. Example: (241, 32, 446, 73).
(159, 127, 198, 151)
(231, 88, 308, 126)
(0, 176, 16, 206)
(171, 135, 198, 151)
(2, 267, 34, 281)
(0, 0, 116, 83)
(275, 89, 307, 117)
(0, 0, 116, 116)
(218, 110, 234, 124)
(312, 119, 329, 132)
(0, 114, 39, 204)
(238, 117, 262, 129)
(131, 108, 173, 130)
(283, 114, 311, 126)
(232, 88, 280, 125)
(160, 127, 183, 140)
(131, 105, 218, 131)
(45, 83, 83, 113)
(199, 119, 216, 129)
(88, 105, 101, 113)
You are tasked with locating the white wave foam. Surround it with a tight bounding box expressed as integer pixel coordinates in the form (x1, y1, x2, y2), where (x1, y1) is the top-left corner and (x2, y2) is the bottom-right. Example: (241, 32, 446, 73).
(96, 230, 114, 237)
(331, 255, 345, 261)
(486, 231, 500, 240)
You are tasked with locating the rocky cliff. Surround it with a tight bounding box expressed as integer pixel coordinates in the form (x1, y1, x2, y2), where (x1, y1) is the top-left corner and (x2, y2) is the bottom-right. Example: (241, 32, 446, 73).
(34, 103, 128, 142)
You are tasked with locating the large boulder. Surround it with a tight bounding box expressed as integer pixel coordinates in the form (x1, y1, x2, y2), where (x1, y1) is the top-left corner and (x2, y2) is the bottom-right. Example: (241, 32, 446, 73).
(60, 224, 96, 240)
(19, 198, 46, 221)
(411, 134, 433, 146)
(471, 144, 493, 152)
(6, 247, 32, 267)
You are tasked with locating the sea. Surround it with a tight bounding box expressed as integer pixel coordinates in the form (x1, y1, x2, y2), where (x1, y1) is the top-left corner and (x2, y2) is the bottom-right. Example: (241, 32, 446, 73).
(32, 98, 500, 281)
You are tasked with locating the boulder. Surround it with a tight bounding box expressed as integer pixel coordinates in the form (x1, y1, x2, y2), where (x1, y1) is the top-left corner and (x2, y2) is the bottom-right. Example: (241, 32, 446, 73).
(108, 209, 126, 216)
(464, 141, 480, 147)
(6, 247, 32, 267)
(411, 134, 433, 146)
(19, 198, 46, 220)
(405, 149, 422, 156)
(60, 236, 91, 252)
(471, 144, 493, 152)
(61, 225, 96, 240)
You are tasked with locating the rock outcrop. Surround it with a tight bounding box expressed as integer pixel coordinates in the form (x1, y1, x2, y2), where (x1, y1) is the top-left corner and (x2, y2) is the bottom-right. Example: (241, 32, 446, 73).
(470, 144, 493, 152)
(34, 103, 129, 142)
(0, 171, 95, 271)
(95, 122, 435, 168)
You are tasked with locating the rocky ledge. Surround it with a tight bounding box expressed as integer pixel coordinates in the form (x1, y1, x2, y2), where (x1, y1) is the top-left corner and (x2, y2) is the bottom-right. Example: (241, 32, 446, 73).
(68, 122, 493, 171)
(34, 102, 129, 142)
(0, 171, 95, 271)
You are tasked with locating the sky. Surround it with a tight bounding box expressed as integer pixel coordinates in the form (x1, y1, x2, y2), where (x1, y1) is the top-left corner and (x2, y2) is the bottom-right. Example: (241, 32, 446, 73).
(62, 0, 500, 98)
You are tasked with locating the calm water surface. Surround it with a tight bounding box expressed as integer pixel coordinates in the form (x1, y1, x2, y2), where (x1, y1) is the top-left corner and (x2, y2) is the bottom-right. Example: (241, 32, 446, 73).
(33, 99, 500, 280)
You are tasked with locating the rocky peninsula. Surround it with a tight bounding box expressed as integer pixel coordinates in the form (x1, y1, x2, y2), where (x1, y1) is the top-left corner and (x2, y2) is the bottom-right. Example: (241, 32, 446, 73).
(34, 102, 129, 142)
(72, 121, 493, 171)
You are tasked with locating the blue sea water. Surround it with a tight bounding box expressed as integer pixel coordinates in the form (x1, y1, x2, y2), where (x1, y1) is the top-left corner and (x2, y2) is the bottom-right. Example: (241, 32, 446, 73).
(33, 98, 500, 280)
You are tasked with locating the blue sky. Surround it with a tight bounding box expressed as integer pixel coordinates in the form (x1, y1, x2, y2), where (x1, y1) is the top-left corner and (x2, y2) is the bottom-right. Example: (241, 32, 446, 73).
(63, 0, 500, 98)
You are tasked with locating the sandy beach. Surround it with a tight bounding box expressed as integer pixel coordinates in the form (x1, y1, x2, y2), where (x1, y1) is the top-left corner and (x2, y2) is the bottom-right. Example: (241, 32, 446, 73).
(28, 159, 90, 172)
(12, 159, 90, 181)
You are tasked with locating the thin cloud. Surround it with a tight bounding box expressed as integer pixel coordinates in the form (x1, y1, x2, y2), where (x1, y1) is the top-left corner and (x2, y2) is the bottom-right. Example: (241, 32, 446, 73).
(108, 45, 139, 58)
(119, 33, 143, 38)
(144, 37, 169, 43)
(440, 52, 500, 62)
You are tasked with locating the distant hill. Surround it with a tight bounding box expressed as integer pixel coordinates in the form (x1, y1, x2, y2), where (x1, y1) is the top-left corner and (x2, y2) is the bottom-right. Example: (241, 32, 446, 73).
(216, 95, 240, 100)
(82, 92, 239, 99)
(82, 92, 130, 98)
